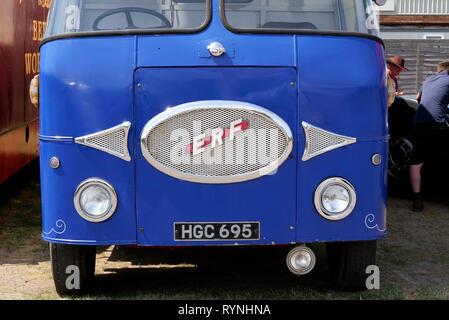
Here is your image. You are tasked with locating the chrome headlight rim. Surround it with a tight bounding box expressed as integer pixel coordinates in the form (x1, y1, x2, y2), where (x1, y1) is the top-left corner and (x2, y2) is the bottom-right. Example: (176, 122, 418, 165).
(314, 177, 356, 221)
(74, 177, 118, 223)
(286, 245, 316, 275)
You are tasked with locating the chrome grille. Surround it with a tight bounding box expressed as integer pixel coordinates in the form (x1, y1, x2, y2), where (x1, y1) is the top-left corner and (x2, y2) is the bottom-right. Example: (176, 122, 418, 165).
(75, 122, 131, 162)
(141, 101, 293, 184)
(301, 122, 357, 161)
(86, 130, 125, 155)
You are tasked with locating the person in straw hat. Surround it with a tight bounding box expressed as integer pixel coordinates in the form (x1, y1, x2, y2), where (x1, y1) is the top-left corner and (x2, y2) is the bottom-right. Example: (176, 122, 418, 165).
(387, 55, 409, 97)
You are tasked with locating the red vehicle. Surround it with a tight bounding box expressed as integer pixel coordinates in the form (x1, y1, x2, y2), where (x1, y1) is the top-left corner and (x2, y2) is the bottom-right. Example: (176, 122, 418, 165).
(0, 0, 50, 183)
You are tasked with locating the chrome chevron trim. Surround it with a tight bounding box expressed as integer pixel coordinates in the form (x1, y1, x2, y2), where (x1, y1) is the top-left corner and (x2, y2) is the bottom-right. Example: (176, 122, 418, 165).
(302, 122, 356, 161)
(75, 122, 131, 162)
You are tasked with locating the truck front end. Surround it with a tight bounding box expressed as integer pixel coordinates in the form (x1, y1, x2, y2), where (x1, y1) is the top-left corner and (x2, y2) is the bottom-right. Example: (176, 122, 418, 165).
(40, 0, 388, 295)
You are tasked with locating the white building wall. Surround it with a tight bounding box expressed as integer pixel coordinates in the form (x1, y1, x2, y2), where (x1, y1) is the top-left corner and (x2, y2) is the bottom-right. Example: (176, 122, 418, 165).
(376, 0, 449, 39)
(376, 0, 449, 15)
(380, 30, 449, 39)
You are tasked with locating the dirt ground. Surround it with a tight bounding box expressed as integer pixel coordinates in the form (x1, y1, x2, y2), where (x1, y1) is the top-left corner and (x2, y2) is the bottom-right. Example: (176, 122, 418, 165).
(0, 161, 448, 300)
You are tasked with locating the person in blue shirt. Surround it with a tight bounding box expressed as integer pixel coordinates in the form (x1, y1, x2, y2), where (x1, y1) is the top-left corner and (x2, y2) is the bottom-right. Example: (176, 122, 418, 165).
(409, 61, 449, 211)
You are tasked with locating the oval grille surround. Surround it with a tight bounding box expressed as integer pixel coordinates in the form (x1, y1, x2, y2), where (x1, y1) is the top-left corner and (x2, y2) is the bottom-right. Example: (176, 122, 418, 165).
(140, 101, 293, 184)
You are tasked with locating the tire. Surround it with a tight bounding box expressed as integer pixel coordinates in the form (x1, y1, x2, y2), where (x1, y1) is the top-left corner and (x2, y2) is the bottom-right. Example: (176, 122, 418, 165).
(388, 137, 413, 180)
(50, 243, 96, 296)
(326, 240, 377, 291)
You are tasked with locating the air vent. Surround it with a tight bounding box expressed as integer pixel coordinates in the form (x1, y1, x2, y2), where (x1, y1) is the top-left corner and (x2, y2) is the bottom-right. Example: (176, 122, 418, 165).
(301, 122, 356, 161)
(75, 122, 131, 162)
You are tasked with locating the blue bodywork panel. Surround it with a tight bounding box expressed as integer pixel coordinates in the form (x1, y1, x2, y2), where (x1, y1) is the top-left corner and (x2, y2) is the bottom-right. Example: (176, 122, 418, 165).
(39, 2, 388, 245)
(134, 67, 297, 245)
(40, 37, 137, 244)
(295, 35, 388, 242)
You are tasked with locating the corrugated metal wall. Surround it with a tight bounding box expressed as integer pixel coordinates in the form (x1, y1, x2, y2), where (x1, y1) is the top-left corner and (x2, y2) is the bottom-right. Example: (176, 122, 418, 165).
(395, 0, 449, 15)
(384, 39, 449, 95)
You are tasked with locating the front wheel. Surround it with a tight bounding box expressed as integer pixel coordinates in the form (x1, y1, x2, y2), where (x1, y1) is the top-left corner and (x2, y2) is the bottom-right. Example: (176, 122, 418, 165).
(50, 243, 96, 296)
(326, 240, 377, 291)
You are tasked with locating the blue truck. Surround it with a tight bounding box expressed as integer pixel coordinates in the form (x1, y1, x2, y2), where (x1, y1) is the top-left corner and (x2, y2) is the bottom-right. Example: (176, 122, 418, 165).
(39, 0, 389, 295)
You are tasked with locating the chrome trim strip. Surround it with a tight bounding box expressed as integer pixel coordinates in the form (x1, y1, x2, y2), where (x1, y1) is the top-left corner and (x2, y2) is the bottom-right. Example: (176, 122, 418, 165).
(75, 121, 131, 162)
(73, 178, 118, 223)
(314, 177, 357, 221)
(140, 100, 293, 184)
(301, 122, 357, 162)
(39, 135, 74, 142)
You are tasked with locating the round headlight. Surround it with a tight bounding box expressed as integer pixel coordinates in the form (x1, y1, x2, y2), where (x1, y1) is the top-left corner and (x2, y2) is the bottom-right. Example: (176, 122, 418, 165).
(314, 178, 356, 221)
(321, 184, 350, 213)
(74, 178, 117, 222)
(286, 246, 316, 275)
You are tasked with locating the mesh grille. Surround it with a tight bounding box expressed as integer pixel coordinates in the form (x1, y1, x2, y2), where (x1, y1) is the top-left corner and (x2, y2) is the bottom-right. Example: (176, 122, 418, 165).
(85, 129, 126, 156)
(302, 122, 356, 161)
(145, 108, 289, 177)
(75, 122, 131, 161)
(308, 127, 348, 155)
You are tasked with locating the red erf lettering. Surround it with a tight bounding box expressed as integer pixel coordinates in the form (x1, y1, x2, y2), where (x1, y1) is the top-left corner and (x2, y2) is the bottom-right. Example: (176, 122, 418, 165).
(185, 120, 249, 154)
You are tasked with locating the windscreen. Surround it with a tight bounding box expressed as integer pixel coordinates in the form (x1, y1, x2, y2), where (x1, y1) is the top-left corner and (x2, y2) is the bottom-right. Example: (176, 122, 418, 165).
(44, 0, 209, 38)
(222, 0, 380, 36)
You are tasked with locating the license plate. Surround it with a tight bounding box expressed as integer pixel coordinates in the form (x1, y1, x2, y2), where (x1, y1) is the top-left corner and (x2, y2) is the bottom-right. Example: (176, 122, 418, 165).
(174, 222, 260, 241)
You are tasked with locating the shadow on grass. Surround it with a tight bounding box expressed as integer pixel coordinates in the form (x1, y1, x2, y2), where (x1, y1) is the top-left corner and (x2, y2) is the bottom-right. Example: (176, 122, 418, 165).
(0, 159, 40, 206)
(0, 159, 50, 265)
(90, 245, 330, 299)
(83, 244, 402, 300)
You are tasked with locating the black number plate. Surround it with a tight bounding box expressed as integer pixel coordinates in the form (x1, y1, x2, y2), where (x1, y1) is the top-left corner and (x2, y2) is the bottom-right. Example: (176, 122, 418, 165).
(174, 222, 260, 241)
